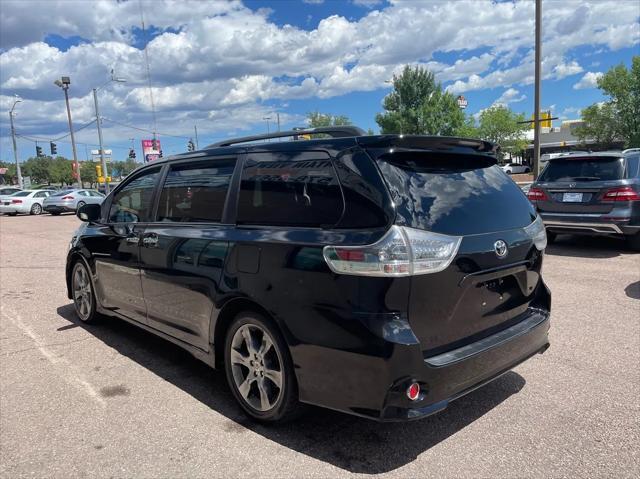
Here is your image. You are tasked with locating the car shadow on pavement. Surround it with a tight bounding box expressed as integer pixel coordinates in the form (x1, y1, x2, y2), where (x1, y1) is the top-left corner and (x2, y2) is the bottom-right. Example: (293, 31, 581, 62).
(56, 303, 526, 474)
(545, 234, 630, 259)
(625, 281, 640, 300)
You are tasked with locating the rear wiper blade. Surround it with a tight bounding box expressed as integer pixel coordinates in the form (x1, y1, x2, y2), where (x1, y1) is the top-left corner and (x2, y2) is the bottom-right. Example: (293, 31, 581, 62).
(570, 176, 601, 181)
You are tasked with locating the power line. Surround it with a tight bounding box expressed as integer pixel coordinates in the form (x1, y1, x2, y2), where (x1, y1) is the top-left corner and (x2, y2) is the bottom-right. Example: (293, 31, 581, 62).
(12, 118, 97, 143)
(102, 118, 191, 139)
(139, 0, 158, 139)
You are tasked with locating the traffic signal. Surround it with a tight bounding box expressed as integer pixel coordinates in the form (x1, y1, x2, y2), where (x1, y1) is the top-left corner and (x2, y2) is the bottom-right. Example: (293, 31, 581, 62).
(95, 165, 102, 178)
(36, 145, 43, 157)
(128, 149, 136, 159)
(187, 139, 195, 152)
(159, 150, 163, 158)
(50, 142, 57, 155)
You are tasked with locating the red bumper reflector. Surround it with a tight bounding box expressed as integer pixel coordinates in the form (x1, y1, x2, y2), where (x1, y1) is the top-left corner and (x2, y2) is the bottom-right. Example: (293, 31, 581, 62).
(407, 382, 420, 401)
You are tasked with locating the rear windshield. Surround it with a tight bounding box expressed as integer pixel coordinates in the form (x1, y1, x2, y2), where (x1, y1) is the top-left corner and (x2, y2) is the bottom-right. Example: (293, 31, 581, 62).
(375, 151, 535, 235)
(11, 191, 31, 197)
(52, 190, 74, 197)
(539, 157, 624, 182)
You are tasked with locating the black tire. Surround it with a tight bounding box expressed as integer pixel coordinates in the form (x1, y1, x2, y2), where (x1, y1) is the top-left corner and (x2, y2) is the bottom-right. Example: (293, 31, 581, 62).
(524, 168, 531, 173)
(30, 203, 42, 215)
(626, 233, 640, 252)
(7, 212, 17, 216)
(76, 201, 86, 212)
(224, 312, 301, 423)
(546, 231, 557, 244)
(71, 261, 99, 323)
(50, 211, 61, 216)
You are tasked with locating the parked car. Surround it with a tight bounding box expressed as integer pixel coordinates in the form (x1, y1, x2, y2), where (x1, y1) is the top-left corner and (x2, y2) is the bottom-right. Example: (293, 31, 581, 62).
(0, 189, 55, 215)
(501, 163, 530, 174)
(66, 127, 551, 423)
(43, 189, 105, 215)
(0, 187, 21, 196)
(528, 150, 640, 250)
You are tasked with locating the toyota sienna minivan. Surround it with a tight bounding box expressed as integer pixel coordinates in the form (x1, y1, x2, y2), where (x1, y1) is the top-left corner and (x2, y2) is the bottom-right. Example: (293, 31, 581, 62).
(66, 127, 551, 423)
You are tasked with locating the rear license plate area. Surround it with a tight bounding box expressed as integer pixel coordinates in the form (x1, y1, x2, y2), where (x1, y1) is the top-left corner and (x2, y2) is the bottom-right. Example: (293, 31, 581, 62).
(562, 192, 583, 202)
(477, 276, 522, 313)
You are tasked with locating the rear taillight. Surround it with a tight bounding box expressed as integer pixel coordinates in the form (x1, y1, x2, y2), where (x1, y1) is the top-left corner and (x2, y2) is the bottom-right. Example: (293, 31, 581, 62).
(323, 226, 461, 277)
(11, 199, 22, 204)
(523, 215, 547, 250)
(601, 186, 640, 202)
(61, 195, 74, 200)
(527, 187, 548, 201)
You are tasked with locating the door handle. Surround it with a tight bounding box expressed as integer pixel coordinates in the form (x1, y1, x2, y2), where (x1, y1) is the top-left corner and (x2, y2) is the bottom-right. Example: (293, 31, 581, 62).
(142, 235, 159, 247)
(125, 236, 140, 245)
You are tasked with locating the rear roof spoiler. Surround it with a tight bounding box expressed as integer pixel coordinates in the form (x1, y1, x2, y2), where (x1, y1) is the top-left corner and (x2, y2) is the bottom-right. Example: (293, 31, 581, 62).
(356, 135, 498, 155)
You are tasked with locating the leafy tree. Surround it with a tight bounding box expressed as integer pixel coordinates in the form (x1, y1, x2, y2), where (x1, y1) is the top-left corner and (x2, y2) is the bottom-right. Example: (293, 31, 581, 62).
(456, 116, 480, 138)
(22, 156, 53, 184)
(50, 156, 74, 186)
(80, 160, 98, 187)
(366, 127, 375, 136)
(476, 105, 528, 159)
(576, 56, 640, 147)
(307, 111, 352, 127)
(375, 65, 465, 135)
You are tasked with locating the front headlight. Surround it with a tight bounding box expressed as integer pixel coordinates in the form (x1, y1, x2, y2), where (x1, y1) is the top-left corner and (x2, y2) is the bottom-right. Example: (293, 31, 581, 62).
(523, 215, 547, 250)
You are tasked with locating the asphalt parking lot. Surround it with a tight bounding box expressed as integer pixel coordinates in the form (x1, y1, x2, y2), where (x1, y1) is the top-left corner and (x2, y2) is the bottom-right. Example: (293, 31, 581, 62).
(1, 214, 638, 478)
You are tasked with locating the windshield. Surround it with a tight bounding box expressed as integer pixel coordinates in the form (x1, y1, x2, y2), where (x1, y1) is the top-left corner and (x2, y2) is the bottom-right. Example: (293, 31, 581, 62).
(11, 191, 32, 197)
(539, 157, 624, 182)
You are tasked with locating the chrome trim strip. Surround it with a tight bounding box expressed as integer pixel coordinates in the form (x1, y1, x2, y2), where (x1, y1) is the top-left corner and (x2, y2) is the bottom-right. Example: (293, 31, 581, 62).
(543, 220, 622, 234)
(424, 309, 549, 367)
(541, 212, 603, 217)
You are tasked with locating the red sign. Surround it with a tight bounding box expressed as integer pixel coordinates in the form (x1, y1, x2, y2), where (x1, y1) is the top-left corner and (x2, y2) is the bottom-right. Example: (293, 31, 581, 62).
(142, 139, 162, 162)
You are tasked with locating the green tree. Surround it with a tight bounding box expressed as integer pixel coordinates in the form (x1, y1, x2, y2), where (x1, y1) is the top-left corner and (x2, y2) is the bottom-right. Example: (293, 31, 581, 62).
(576, 56, 640, 147)
(80, 160, 98, 187)
(456, 116, 480, 138)
(476, 105, 528, 159)
(375, 65, 465, 135)
(22, 156, 53, 184)
(307, 111, 352, 127)
(50, 156, 74, 186)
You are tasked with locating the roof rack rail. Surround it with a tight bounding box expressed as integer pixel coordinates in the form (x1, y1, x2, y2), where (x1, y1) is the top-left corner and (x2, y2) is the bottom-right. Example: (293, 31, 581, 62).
(207, 126, 365, 148)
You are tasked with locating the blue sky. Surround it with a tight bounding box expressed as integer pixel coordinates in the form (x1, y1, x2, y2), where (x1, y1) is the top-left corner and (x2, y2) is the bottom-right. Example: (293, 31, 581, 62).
(1, 0, 638, 162)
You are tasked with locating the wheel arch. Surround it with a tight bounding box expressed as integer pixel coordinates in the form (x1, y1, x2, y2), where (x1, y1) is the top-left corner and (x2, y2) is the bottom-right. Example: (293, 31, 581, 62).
(211, 297, 290, 370)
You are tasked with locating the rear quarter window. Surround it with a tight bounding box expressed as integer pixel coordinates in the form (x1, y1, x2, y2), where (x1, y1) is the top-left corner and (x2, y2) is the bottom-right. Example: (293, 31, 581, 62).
(237, 152, 343, 227)
(625, 154, 640, 178)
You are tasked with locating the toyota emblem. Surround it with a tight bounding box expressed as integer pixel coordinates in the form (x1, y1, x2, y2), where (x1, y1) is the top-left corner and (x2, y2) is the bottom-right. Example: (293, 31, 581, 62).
(494, 240, 508, 258)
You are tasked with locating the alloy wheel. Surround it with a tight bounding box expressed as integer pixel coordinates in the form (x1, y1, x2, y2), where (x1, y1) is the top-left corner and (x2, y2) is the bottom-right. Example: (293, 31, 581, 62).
(31, 203, 42, 215)
(229, 324, 283, 412)
(72, 263, 93, 321)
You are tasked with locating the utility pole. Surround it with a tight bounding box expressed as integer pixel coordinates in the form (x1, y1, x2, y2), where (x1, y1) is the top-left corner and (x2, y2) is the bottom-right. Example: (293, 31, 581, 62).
(276, 113, 281, 132)
(9, 97, 22, 188)
(93, 88, 109, 194)
(55, 77, 81, 187)
(533, 0, 542, 179)
(194, 125, 199, 149)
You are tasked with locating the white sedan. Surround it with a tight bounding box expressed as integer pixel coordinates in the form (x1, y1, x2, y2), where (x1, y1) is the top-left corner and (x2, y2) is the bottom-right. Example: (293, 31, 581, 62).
(0, 190, 55, 216)
(500, 163, 531, 174)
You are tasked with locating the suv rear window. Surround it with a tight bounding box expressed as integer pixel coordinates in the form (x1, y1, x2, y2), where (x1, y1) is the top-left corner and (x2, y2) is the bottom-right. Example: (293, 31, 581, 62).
(539, 157, 625, 182)
(237, 152, 343, 227)
(157, 159, 235, 223)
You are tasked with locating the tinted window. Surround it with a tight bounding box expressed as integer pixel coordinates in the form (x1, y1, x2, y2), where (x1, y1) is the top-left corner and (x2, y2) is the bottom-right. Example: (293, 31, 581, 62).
(539, 157, 625, 182)
(11, 191, 31, 197)
(109, 168, 160, 223)
(34, 191, 49, 198)
(0, 188, 19, 195)
(625, 154, 640, 178)
(237, 152, 343, 227)
(157, 159, 235, 222)
(376, 152, 535, 235)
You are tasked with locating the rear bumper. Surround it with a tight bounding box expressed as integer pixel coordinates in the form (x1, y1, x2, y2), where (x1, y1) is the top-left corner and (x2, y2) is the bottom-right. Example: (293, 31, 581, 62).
(44, 204, 75, 213)
(379, 307, 549, 421)
(541, 213, 640, 236)
(0, 204, 29, 214)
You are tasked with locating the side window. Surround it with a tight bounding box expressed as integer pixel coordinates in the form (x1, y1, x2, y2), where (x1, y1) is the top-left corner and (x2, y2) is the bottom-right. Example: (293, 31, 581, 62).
(236, 152, 343, 227)
(89, 191, 104, 197)
(34, 191, 47, 198)
(625, 155, 640, 178)
(109, 167, 161, 223)
(78, 190, 89, 197)
(157, 159, 235, 222)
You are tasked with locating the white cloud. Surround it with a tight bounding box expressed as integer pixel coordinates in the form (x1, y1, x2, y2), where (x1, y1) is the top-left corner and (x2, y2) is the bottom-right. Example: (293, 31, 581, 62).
(493, 88, 526, 107)
(1, 0, 638, 144)
(573, 71, 604, 90)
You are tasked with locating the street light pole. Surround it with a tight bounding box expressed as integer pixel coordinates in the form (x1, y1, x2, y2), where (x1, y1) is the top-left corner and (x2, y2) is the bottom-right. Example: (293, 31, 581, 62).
(93, 88, 109, 194)
(533, 0, 542, 179)
(9, 98, 22, 188)
(55, 77, 81, 187)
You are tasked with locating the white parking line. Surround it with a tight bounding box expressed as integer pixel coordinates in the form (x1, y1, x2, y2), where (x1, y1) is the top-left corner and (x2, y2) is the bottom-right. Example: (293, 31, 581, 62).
(0, 304, 106, 407)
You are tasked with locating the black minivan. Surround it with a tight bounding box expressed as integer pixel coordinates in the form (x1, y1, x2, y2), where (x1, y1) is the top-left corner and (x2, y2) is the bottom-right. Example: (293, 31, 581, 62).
(67, 127, 551, 423)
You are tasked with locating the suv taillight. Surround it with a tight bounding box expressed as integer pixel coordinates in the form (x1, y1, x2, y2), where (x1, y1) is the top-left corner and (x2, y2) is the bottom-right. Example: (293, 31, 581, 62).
(323, 226, 461, 277)
(601, 186, 640, 202)
(527, 187, 548, 201)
